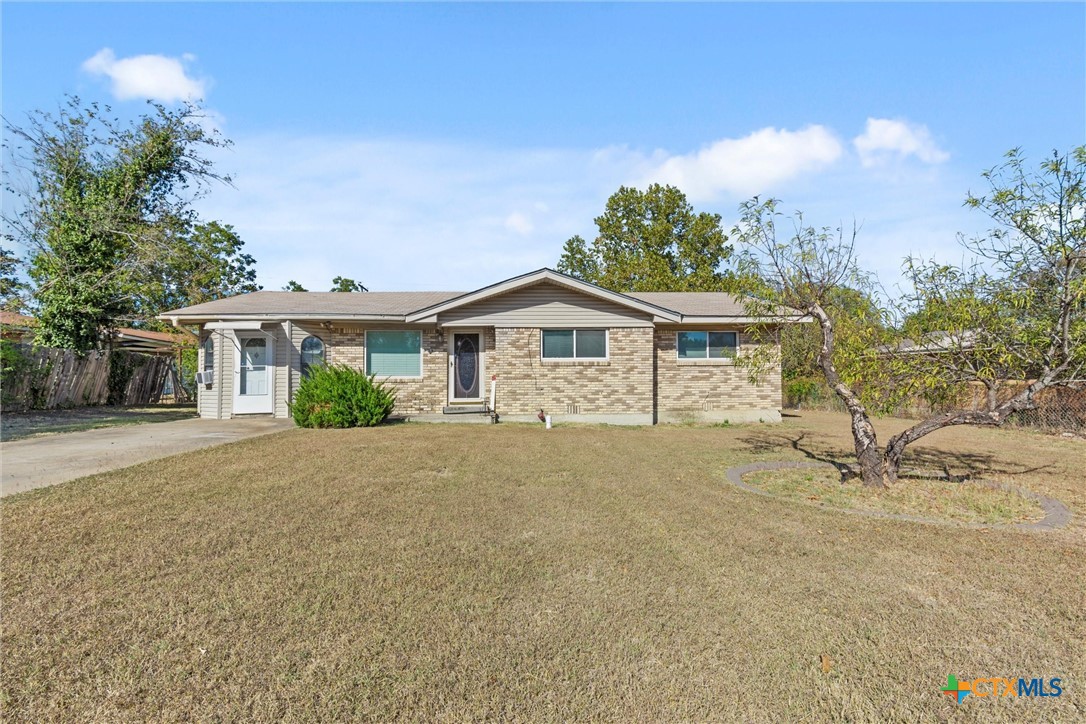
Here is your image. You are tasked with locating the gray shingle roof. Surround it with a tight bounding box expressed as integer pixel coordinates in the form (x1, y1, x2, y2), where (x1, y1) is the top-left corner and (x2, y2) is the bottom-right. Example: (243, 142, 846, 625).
(163, 291, 465, 318)
(624, 292, 748, 317)
(164, 289, 755, 320)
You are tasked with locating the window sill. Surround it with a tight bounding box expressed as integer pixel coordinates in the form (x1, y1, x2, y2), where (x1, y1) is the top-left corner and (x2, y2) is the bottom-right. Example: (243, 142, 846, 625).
(541, 359, 610, 366)
(373, 375, 424, 381)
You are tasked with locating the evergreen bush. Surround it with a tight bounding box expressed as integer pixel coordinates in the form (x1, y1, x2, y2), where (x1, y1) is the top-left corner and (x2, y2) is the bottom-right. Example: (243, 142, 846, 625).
(291, 364, 395, 428)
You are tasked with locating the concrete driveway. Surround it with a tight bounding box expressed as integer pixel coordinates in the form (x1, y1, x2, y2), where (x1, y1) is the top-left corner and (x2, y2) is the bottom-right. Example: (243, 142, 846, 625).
(1, 417, 294, 497)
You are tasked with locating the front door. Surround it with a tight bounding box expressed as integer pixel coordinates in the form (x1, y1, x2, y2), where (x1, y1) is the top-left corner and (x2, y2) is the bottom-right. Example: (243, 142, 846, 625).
(450, 332, 483, 402)
(234, 333, 274, 414)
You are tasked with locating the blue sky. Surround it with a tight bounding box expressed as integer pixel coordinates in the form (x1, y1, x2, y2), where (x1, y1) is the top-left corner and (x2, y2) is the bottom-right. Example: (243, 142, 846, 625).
(4, 2, 1084, 292)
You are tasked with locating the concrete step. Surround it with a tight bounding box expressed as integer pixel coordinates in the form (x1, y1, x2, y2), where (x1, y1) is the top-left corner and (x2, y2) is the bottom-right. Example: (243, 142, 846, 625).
(441, 405, 488, 415)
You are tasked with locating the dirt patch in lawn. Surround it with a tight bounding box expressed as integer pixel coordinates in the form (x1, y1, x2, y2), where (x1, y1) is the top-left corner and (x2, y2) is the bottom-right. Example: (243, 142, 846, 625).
(743, 466, 1046, 525)
(0, 405, 197, 442)
(2, 415, 1083, 721)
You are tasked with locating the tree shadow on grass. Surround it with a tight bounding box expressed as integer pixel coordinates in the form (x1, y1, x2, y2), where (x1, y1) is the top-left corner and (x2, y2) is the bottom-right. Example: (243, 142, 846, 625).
(739, 431, 1053, 483)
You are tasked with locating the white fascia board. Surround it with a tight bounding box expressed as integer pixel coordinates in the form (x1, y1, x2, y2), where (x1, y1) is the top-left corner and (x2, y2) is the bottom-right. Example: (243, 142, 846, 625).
(405, 268, 681, 323)
(672, 315, 811, 325)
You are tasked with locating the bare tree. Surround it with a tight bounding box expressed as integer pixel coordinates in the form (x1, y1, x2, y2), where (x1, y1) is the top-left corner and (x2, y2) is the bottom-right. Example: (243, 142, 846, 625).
(736, 147, 1085, 487)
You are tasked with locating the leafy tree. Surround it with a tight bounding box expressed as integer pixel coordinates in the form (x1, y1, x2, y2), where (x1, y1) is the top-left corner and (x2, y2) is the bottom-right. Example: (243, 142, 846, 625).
(557, 184, 732, 291)
(0, 246, 28, 312)
(736, 147, 1085, 487)
(282, 280, 308, 292)
(141, 221, 260, 320)
(330, 276, 368, 292)
(3, 97, 232, 351)
(779, 285, 883, 402)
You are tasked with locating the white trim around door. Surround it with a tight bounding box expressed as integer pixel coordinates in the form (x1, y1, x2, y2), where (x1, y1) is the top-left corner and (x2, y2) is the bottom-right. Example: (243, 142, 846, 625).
(448, 330, 485, 403)
(233, 331, 275, 414)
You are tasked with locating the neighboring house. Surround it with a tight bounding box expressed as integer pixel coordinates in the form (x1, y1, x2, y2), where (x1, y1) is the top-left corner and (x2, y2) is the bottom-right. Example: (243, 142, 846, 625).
(0, 311, 35, 342)
(161, 268, 798, 424)
(110, 327, 196, 355)
(885, 330, 979, 356)
(0, 311, 194, 354)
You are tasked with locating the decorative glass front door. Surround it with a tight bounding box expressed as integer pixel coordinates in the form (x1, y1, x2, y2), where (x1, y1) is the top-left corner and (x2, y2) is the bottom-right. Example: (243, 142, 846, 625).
(452, 333, 481, 400)
(234, 333, 274, 414)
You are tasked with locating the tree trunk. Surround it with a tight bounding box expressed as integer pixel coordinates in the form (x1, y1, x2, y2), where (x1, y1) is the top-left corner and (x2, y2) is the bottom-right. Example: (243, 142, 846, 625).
(809, 303, 886, 488)
(851, 411, 885, 487)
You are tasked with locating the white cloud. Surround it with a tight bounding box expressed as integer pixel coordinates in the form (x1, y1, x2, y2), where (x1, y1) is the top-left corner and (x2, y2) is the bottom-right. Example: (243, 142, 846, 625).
(853, 118, 949, 167)
(643, 125, 844, 201)
(82, 48, 206, 102)
(189, 123, 976, 294)
(504, 211, 534, 235)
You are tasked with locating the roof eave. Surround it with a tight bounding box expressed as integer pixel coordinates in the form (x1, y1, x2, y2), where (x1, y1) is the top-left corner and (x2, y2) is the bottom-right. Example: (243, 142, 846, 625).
(159, 313, 411, 325)
(676, 315, 810, 325)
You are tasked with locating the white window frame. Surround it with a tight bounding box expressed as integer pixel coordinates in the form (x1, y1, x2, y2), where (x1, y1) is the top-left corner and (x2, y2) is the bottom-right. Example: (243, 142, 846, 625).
(202, 335, 215, 372)
(364, 329, 424, 379)
(675, 330, 739, 362)
(540, 329, 609, 361)
(300, 334, 325, 377)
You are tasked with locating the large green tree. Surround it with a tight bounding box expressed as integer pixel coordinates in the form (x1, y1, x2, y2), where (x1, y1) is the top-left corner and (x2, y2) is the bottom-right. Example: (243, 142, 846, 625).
(141, 220, 260, 321)
(557, 184, 732, 291)
(3, 98, 240, 350)
(736, 147, 1085, 487)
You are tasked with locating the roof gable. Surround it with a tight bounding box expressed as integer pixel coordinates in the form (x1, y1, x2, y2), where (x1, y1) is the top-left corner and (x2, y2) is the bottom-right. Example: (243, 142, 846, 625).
(405, 268, 681, 323)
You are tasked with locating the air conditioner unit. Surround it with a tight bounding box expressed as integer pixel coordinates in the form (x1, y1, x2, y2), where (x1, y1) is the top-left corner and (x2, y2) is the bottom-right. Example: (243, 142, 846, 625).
(195, 370, 214, 385)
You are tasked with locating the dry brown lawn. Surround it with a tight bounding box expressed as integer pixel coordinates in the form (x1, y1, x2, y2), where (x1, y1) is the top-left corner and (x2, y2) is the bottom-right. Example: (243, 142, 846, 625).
(2, 411, 1083, 722)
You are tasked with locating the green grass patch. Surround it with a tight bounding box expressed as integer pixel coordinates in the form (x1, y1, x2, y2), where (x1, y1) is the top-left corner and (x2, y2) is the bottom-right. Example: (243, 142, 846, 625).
(744, 468, 1045, 525)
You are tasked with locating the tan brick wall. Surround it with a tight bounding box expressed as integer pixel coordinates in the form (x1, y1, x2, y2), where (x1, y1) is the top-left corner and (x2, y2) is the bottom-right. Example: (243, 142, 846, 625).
(320, 324, 781, 421)
(327, 326, 447, 414)
(654, 326, 782, 418)
(488, 327, 653, 415)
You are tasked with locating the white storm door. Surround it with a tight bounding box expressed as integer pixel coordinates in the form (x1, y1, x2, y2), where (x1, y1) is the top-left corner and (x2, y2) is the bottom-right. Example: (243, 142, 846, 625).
(449, 332, 483, 402)
(234, 333, 274, 414)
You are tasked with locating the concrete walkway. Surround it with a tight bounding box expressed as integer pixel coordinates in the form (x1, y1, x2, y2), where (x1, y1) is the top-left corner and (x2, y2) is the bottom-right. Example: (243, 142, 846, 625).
(1, 417, 294, 497)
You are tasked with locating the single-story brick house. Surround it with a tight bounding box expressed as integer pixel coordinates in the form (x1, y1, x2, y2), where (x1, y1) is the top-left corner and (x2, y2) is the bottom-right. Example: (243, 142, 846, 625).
(161, 268, 795, 424)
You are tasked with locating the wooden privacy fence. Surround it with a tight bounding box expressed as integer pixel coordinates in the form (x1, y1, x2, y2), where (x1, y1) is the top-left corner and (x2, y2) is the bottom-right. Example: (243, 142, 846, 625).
(1, 345, 176, 412)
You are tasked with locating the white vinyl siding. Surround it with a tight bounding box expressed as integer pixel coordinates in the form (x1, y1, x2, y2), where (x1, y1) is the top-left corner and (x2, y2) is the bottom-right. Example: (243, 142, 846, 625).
(197, 332, 219, 418)
(287, 322, 323, 411)
(438, 282, 655, 327)
(541, 329, 608, 360)
(272, 323, 290, 418)
(219, 332, 234, 417)
(366, 330, 422, 377)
